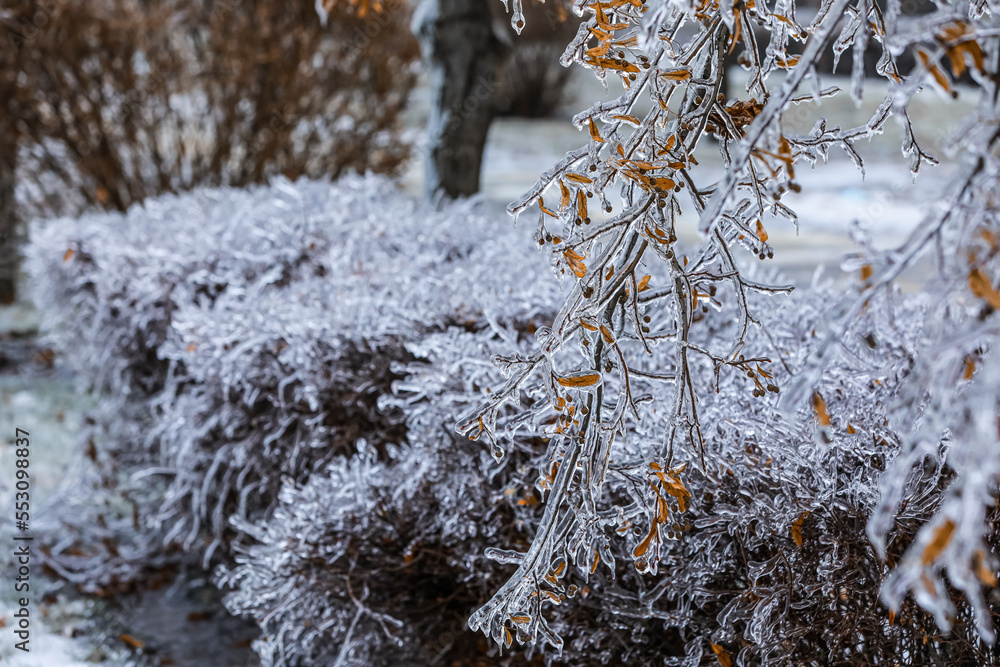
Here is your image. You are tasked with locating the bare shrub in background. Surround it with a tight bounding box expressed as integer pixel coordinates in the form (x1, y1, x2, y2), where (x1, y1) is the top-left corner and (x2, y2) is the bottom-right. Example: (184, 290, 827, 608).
(9, 0, 417, 219)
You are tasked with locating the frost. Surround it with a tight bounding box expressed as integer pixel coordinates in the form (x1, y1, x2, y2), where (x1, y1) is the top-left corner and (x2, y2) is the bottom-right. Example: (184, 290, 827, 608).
(25, 0, 1000, 664)
(25, 174, 558, 585)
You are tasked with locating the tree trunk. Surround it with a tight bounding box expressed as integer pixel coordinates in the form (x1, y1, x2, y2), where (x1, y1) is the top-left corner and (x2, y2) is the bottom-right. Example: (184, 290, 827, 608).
(0, 124, 17, 306)
(413, 0, 508, 201)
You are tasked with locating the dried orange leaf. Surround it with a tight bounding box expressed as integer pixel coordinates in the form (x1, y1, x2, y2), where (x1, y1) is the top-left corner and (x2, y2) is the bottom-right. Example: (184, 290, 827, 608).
(120, 634, 144, 649)
(921, 519, 956, 565)
(633, 524, 656, 557)
(917, 49, 952, 95)
(974, 549, 998, 586)
(565, 172, 593, 184)
(860, 265, 873, 281)
(791, 512, 808, 548)
(711, 642, 733, 667)
(812, 391, 831, 426)
(564, 249, 587, 278)
(559, 179, 571, 210)
(968, 268, 1000, 308)
(660, 68, 691, 81)
(637, 274, 651, 292)
(63, 248, 75, 262)
(755, 220, 768, 243)
(538, 196, 557, 217)
(612, 114, 641, 125)
(589, 117, 605, 143)
(963, 355, 976, 380)
(556, 372, 602, 388)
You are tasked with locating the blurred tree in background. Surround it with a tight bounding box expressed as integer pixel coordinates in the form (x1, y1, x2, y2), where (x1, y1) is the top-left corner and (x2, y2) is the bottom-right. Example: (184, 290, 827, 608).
(414, 0, 576, 200)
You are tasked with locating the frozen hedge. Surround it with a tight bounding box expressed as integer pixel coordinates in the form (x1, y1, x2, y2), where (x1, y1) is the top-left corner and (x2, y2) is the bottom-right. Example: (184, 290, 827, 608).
(25, 174, 558, 582)
(219, 265, 1000, 666)
(27, 170, 1000, 664)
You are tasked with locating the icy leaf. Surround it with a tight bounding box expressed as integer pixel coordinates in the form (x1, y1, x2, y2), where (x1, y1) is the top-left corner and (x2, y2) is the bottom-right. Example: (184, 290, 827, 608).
(589, 118, 605, 143)
(968, 269, 1000, 309)
(564, 248, 588, 278)
(556, 372, 602, 388)
(711, 642, 733, 667)
(755, 221, 768, 243)
(811, 392, 831, 426)
(921, 519, 955, 566)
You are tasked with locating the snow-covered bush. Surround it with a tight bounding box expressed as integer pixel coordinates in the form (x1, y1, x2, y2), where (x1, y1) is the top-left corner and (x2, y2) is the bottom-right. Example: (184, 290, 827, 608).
(26, 174, 558, 584)
(219, 264, 999, 666)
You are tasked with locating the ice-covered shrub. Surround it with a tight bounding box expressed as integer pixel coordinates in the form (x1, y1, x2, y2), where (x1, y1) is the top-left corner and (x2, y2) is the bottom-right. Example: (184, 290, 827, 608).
(220, 261, 1000, 665)
(219, 327, 548, 666)
(26, 174, 558, 585)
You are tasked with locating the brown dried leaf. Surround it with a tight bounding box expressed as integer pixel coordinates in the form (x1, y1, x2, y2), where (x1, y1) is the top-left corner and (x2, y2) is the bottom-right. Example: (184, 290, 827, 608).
(755, 220, 768, 243)
(711, 643, 733, 667)
(974, 549, 998, 586)
(921, 519, 956, 566)
(589, 117, 605, 143)
(812, 391, 831, 426)
(565, 172, 593, 184)
(791, 512, 808, 548)
(633, 524, 656, 557)
(660, 68, 691, 81)
(963, 355, 976, 380)
(969, 269, 1000, 309)
(564, 249, 587, 278)
(556, 373, 601, 388)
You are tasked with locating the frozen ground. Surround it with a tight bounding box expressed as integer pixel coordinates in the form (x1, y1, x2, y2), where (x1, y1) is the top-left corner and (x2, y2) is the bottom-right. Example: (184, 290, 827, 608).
(0, 63, 980, 665)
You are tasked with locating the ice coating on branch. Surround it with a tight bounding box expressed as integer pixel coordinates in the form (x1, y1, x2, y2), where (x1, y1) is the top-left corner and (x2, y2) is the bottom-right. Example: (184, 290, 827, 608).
(485, 0, 1000, 661)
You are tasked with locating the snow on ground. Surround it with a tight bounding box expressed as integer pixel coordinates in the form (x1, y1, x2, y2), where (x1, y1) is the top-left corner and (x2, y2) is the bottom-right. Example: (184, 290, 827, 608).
(0, 369, 100, 664)
(404, 67, 976, 285)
